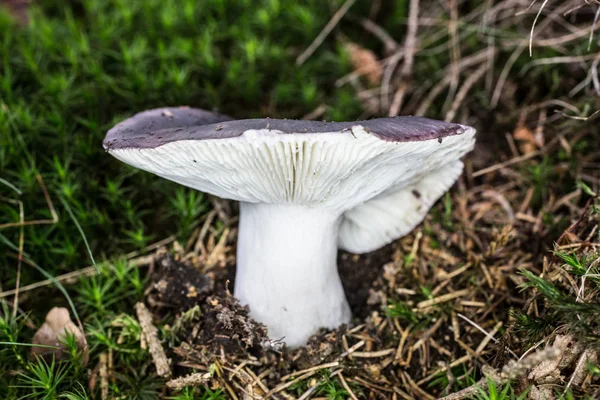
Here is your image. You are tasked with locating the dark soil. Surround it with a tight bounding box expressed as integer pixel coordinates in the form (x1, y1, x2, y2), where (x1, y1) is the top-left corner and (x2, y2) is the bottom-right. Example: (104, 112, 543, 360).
(148, 252, 214, 311)
(339, 244, 396, 319)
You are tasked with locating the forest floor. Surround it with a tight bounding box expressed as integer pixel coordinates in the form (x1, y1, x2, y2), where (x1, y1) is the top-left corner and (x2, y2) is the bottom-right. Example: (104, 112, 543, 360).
(1, 0, 600, 399)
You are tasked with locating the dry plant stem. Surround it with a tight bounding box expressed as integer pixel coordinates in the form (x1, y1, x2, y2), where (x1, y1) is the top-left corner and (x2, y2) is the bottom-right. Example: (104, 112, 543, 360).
(1, 197, 26, 318)
(99, 353, 109, 400)
(589, 6, 600, 50)
(473, 149, 541, 177)
(400, 0, 419, 77)
(1, 174, 57, 317)
(351, 348, 395, 358)
(339, 373, 359, 400)
(417, 289, 470, 309)
(14, 202, 23, 318)
(190, 209, 216, 254)
(443, 0, 461, 113)
(335, 339, 365, 360)
(0, 254, 154, 298)
(404, 372, 436, 400)
(476, 321, 503, 353)
(505, 18, 600, 47)
(380, 50, 404, 111)
(297, 385, 318, 400)
(570, 349, 597, 388)
(457, 313, 519, 359)
(418, 355, 472, 385)
(166, 372, 211, 390)
(217, 376, 239, 400)
(0, 236, 171, 298)
(388, 0, 419, 116)
(444, 63, 488, 122)
(481, 0, 496, 93)
(265, 370, 316, 399)
(0, 174, 58, 229)
(360, 18, 398, 53)
(503, 0, 593, 47)
(529, 0, 551, 56)
(472, 126, 576, 178)
(522, 53, 600, 74)
(267, 341, 367, 398)
(415, 50, 491, 116)
(491, 44, 526, 108)
(295, 0, 357, 65)
(243, 367, 270, 395)
(279, 361, 339, 381)
(135, 302, 171, 378)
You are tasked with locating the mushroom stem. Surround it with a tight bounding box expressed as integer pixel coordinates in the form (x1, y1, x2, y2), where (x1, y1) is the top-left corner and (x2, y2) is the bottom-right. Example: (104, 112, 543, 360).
(235, 202, 351, 348)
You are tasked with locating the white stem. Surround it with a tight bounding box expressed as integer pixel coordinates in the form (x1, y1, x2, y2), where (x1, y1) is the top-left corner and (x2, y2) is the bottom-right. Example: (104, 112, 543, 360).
(235, 202, 351, 348)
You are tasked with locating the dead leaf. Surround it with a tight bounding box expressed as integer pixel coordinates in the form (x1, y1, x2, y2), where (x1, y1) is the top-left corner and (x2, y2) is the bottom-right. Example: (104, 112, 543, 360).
(31, 307, 89, 364)
(513, 123, 537, 155)
(345, 42, 382, 85)
(528, 335, 574, 382)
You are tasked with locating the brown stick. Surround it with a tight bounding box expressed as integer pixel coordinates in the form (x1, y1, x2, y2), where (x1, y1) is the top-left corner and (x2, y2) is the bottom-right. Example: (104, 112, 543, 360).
(135, 302, 171, 378)
(166, 372, 211, 390)
(0, 175, 58, 229)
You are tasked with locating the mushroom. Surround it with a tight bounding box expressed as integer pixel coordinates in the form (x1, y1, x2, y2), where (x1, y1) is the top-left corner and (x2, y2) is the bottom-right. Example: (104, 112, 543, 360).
(31, 307, 88, 363)
(104, 107, 475, 348)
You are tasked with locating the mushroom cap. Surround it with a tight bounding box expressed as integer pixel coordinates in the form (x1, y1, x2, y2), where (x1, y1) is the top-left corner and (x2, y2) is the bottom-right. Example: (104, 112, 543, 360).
(105, 110, 464, 150)
(104, 107, 233, 150)
(104, 107, 475, 251)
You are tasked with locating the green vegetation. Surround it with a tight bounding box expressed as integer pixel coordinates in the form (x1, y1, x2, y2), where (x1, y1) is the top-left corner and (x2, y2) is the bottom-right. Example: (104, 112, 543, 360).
(472, 377, 529, 400)
(0, 1, 362, 393)
(0, 0, 370, 396)
(0, 0, 375, 284)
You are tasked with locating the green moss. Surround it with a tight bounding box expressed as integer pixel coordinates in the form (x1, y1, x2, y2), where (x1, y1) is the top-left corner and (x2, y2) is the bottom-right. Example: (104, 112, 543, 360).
(0, 0, 361, 285)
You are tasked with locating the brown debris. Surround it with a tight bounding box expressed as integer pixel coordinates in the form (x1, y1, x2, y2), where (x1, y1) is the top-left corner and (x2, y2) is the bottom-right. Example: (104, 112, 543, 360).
(166, 371, 211, 390)
(513, 114, 540, 155)
(98, 352, 109, 400)
(148, 253, 213, 311)
(345, 42, 383, 85)
(0, 0, 30, 25)
(31, 307, 88, 364)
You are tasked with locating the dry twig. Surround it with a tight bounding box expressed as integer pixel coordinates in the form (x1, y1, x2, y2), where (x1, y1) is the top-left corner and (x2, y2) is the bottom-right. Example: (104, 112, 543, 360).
(135, 302, 171, 378)
(296, 0, 357, 66)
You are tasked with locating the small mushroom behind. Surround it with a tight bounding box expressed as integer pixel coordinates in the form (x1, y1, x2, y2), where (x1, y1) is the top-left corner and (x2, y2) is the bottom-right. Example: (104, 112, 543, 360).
(31, 307, 88, 364)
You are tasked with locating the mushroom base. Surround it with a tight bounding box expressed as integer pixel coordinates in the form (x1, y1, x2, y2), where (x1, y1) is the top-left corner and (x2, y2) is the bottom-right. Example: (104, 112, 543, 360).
(235, 202, 351, 348)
